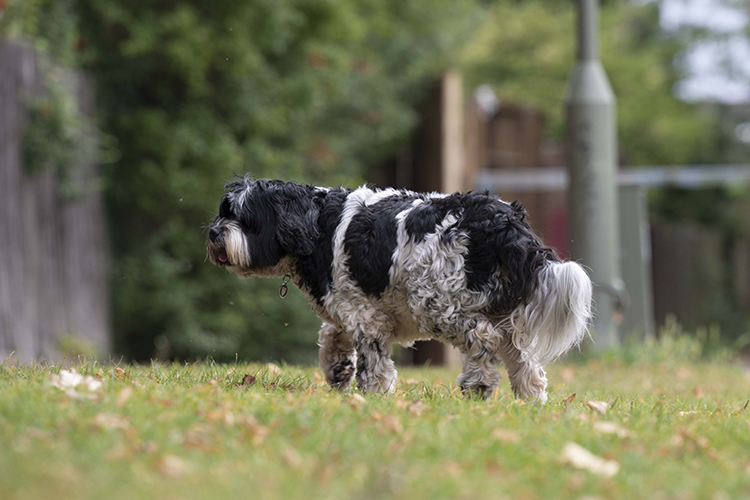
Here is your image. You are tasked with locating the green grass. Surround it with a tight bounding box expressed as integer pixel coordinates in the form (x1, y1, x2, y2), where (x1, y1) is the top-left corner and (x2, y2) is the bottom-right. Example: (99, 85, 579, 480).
(1, 341, 749, 500)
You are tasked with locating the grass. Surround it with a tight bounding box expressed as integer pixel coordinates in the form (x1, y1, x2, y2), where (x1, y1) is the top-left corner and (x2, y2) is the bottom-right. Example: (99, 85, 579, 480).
(1, 338, 749, 500)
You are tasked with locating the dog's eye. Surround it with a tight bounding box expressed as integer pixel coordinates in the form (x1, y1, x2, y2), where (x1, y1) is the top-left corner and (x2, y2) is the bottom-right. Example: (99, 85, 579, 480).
(219, 199, 231, 219)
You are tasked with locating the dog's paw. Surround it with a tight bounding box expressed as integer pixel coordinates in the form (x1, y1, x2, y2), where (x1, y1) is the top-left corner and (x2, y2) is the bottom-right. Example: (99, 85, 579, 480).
(328, 359, 355, 390)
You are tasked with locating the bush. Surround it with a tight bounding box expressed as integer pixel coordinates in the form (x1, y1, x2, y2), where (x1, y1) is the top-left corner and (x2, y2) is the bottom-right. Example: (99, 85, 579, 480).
(71, 0, 479, 362)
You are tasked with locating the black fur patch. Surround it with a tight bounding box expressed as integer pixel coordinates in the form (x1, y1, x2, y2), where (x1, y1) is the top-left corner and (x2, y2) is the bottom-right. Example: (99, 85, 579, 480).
(460, 196, 556, 310)
(403, 195, 459, 242)
(295, 189, 349, 305)
(344, 194, 417, 298)
(405, 192, 556, 310)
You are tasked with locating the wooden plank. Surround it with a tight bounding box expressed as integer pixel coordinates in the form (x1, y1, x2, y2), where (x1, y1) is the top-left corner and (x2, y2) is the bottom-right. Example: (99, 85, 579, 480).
(0, 40, 111, 362)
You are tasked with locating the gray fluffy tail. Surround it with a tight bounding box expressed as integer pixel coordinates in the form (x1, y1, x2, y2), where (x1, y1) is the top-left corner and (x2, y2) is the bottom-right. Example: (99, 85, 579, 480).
(509, 261, 593, 365)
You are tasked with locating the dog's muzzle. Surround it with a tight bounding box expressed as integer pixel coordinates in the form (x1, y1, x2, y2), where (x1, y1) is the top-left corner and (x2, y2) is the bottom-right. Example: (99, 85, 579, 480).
(208, 226, 229, 265)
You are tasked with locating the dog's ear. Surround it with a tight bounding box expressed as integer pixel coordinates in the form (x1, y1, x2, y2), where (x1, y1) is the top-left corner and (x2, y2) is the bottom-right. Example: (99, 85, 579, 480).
(273, 183, 320, 256)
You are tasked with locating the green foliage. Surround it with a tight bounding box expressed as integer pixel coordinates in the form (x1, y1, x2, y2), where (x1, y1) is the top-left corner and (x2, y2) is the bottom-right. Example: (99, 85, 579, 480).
(0, 0, 79, 64)
(461, 0, 722, 166)
(70, 0, 480, 361)
(22, 67, 101, 198)
(1, 0, 106, 198)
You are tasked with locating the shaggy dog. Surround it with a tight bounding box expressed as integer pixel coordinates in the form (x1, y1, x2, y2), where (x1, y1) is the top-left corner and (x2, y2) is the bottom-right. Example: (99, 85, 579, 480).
(207, 177, 592, 401)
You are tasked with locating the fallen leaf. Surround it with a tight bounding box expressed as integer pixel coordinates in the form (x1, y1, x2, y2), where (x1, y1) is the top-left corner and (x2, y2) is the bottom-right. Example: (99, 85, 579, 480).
(239, 416, 270, 445)
(561, 393, 577, 405)
(282, 447, 303, 468)
(113, 367, 127, 379)
(593, 421, 634, 438)
(116, 386, 133, 408)
(265, 363, 282, 376)
(313, 371, 326, 385)
(105, 445, 131, 461)
(235, 374, 256, 387)
(94, 413, 129, 431)
(382, 414, 403, 435)
(395, 399, 409, 410)
(560, 442, 619, 477)
(490, 428, 519, 443)
(403, 379, 420, 386)
(678, 411, 701, 417)
(586, 400, 608, 415)
(155, 455, 188, 478)
(408, 400, 429, 416)
(139, 441, 158, 454)
(347, 394, 366, 410)
(50, 369, 102, 398)
(444, 460, 462, 476)
(184, 424, 213, 450)
(560, 367, 576, 382)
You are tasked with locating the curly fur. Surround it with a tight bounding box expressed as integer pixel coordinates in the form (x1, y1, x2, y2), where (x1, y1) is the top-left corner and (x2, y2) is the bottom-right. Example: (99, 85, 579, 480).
(207, 177, 593, 401)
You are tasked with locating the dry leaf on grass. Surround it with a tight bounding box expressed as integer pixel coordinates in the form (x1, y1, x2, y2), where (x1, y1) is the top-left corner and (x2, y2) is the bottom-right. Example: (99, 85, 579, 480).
(586, 400, 608, 415)
(282, 447, 303, 469)
(50, 369, 102, 398)
(560, 442, 619, 477)
(381, 414, 403, 435)
(347, 393, 367, 410)
(235, 374, 256, 387)
(678, 411, 701, 417)
(312, 371, 327, 386)
(593, 421, 634, 438)
(239, 416, 270, 445)
(561, 393, 577, 405)
(116, 386, 133, 408)
(155, 455, 188, 478)
(490, 427, 520, 443)
(113, 367, 127, 379)
(408, 400, 429, 416)
(94, 413, 129, 431)
(265, 363, 282, 376)
(560, 366, 576, 382)
(204, 409, 235, 426)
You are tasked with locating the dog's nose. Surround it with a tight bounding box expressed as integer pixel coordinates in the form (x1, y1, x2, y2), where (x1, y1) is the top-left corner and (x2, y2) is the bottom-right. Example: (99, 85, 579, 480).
(209, 227, 222, 242)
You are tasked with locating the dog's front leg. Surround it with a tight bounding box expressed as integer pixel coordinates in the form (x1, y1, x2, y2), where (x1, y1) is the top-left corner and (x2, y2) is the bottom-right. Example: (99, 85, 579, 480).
(318, 322, 357, 391)
(353, 328, 397, 394)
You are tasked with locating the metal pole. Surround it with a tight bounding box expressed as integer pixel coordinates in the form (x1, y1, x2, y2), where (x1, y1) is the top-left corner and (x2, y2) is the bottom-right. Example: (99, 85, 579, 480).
(564, 0, 623, 349)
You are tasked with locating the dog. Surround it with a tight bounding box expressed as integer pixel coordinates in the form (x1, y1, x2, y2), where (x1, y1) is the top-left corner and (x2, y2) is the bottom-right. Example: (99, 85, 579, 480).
(207, 177, 592, 401)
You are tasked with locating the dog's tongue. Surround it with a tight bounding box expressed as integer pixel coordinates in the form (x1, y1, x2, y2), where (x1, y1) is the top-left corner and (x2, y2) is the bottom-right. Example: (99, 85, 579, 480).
(218, 252, 228, 263)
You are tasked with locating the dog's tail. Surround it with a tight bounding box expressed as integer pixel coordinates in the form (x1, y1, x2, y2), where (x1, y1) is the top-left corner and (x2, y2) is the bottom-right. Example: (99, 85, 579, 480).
(509, 260, 592, 365)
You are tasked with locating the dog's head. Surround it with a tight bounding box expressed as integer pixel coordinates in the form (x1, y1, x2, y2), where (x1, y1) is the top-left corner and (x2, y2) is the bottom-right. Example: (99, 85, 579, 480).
(206, 178, 320, 277)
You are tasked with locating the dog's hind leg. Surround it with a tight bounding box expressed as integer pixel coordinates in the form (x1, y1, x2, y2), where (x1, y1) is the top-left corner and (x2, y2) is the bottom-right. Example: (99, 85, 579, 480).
(353, 327, 397, 394)
(456, 320, 502, 399)
(318, 322, 357, 390)
(496, 332, 548, 403)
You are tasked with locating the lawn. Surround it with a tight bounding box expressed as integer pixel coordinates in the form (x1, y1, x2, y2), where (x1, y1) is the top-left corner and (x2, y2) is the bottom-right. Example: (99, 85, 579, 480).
(1, 336, 749, 500)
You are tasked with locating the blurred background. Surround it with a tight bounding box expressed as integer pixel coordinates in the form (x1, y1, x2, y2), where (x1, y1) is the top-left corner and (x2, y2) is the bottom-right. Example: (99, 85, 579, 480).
(1, 0, 749, 365)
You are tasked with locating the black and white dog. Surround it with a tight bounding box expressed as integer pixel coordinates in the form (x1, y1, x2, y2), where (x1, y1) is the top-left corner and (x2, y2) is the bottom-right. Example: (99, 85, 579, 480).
(207, 177, 592, 401)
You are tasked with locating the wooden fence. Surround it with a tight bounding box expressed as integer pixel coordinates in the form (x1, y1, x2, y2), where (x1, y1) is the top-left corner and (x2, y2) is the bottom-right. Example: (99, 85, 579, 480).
(0, 40, 110, 363)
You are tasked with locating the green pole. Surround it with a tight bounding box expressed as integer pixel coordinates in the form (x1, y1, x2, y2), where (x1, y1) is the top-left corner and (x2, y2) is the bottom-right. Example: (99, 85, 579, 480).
(564, 0, 623, 349)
